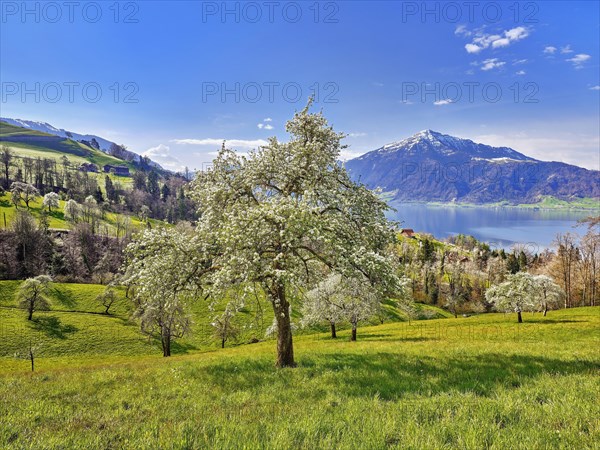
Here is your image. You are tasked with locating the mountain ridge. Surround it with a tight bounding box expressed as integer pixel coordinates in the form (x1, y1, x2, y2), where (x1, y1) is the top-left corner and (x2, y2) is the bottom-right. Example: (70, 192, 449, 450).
(346, 130, 599, 204)
(0, 117, 161, 169)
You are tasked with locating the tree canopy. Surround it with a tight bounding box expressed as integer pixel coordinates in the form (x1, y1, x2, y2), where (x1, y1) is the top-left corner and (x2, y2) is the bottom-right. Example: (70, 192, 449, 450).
(125, 101, 404, 366)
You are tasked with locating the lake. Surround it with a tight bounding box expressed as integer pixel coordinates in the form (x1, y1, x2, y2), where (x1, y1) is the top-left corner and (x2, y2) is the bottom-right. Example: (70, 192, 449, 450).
(387, 202, 596, 252)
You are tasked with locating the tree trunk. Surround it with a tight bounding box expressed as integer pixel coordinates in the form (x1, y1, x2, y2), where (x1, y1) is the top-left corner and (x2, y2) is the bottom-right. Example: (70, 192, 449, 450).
(30, 351, 34, 372)
(543, 306, 548, 316)
(221, 338, 225, 349)
(517, 311, 523, 323)
(351, 322, 357, 341)
(330, 322, 337, 339)
(271, 284, 295, 368)
(28, 306, 33, 321)
(162, 334, 171, 357)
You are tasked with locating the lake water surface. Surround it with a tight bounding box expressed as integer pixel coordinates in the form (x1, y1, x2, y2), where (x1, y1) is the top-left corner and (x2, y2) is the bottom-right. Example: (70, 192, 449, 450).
(387, 203, 596, 251)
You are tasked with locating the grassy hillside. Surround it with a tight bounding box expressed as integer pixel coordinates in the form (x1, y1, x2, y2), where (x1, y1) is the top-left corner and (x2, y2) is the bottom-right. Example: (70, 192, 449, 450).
(0, 280, 271, 367)
(0, 121, 136, 170)
(0, 121, 137, 196)
(0, 283, 597, 448)
(0, 192, 160, 233)
(0, 280, 445, 369)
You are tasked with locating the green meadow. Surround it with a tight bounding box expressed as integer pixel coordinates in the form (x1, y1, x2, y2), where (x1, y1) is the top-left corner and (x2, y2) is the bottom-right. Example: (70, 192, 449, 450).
(0, 280, 598, 449)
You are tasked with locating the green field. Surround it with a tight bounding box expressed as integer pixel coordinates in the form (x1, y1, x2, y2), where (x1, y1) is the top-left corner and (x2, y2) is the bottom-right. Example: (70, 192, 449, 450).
(0, 280, 598, 449)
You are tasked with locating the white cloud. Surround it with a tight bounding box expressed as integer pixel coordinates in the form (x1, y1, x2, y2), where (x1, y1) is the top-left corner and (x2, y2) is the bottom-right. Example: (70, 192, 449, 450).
(492, 38, 510, 48)
(465, 43, 482, 54)
(455, 25, 471, 37)
(560, 45, 573, 54)
(399, 100, 414, 105)
(543, 46, 557, 54)
(257, 118, 274, 130)
(516, 70, 526, 75)
(504, 27, 529, 41)
(338, 149, 365, 161)
(348, 132, 367, 138)
(142, 144, 186, 172)
(433, 99, 453, 106)
(567, 53, 591, 68)
(463, 27, 529, 54)
(472, 131, 600, 170)
(480, 58, 506, 71)
(589, 85, 600, 91)
(513, 59, 528, 65)
(173, 138, 268, 149)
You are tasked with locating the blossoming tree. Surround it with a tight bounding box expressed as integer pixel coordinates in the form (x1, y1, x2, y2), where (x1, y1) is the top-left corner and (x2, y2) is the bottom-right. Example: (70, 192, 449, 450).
(190, 101, 402, 367)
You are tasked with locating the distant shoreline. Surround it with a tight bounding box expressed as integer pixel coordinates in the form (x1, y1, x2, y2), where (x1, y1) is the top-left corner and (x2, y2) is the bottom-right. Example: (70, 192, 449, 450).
(385, 197, 599, 213)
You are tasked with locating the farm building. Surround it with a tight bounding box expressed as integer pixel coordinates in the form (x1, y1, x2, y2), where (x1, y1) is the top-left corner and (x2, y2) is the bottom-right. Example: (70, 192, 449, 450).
(79, 163, 99, 173)
(400, 228, 416, 238)
(103, 165, 130, 176)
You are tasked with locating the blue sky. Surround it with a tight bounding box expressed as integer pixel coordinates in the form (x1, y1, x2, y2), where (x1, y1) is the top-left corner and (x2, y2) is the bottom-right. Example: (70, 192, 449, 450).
(1, 1, 599, 171)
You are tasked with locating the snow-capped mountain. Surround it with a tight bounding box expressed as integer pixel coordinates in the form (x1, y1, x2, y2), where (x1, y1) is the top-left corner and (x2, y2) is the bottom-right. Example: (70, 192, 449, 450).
(346, 130, 599, 204)
(361, 130, 535, 162)
(0, 117, 155, 167)
(1, 118, 117, 153)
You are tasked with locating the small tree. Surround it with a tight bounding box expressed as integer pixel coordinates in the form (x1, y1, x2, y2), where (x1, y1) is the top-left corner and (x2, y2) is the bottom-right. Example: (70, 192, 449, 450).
(16, 275, 52, 320)
(11, 182, 39, 209)
(1, 145, 13, 188)
(485, 272, 538, 323)
(82, 195, 99, 225)
(533, 275, 564, 316)
(139, 204, 151, 222)
(211, 307, 240, 348)
(96, 286, 117, 314)
(302, 272, 387, 341)
(341, 275, 382, 341)
(11, 188, 21, 208)
(444, 261, 470, 318)
(124, 228, 198, 356)
(14, 340, 41, 372)
(42, 192, 60, 212)
(301, 273, 345, 338)
(63, 199, 80, 223)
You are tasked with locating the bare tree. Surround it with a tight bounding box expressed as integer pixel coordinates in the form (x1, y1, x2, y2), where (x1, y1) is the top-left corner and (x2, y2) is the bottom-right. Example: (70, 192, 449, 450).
(14, 340, 41, 372)
(578, 220, 599, 306)
(1, 145, 13, 188)
(551, 233, 579, 308)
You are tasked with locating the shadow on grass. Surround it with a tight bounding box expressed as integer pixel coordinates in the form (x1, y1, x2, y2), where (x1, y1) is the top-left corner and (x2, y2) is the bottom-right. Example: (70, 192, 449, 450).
(353, 332, 400, 340)
(52, 288, 78, 309)
(201, 351, 599, 400)
(153, 339, 199, 355)
(31, 316, 78, 339)
(47, 210, 64, 220)
(527, 319, 587, 324)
